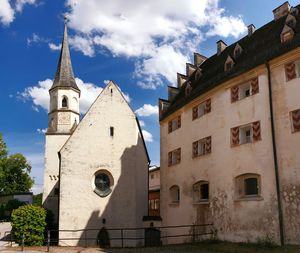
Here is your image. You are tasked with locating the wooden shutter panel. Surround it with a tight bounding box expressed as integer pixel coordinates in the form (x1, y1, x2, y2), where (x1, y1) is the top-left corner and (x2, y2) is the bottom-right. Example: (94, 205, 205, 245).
(252, 121, 261, 141)
(192, 106, 198, 120)
(292, 110, 300, 132)
(231, 86, 239, 103)
(205, 136, 212, 154)
(251, 77, 259, 95)
(176, 148, 181, 163)
(205, 99, 211, 113)
(168, 152, 172, 166)
(231, 127, 240, 146)
(192, 141, 198, 157)
(285, 62, 297, 81)
(177, 115, 181, 128)
(168, 121, 172, 133)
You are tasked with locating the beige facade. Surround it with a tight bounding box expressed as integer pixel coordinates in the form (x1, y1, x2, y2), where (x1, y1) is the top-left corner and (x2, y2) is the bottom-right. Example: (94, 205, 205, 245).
(159, 2, 300, 245)
(43, 22, 149, 247)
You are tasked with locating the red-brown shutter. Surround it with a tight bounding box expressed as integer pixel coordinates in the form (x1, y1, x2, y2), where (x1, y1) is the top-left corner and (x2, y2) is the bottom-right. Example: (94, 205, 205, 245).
(252, 121, 261, 141)
(285, 62, 297, 81)
(168, 121, 172, 133)
(231, 86, 239, 103)
(168, 152, 172, 166)
(205, 136, 212, 154)
(231, 127, 240, 146)
(192, 106, 198, 120)
(177, 115, 181, 128)
(176, 148, 181, 163)
(292, 109, 300, 132)
(205, 98, 211, 114)
(192, 141, 198, 157)
(251, 77, 259, 95)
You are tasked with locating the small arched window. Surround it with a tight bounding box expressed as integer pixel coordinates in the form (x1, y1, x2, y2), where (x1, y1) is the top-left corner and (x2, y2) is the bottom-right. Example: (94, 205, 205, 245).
(169, 185, 180, 203)
(235, 173, 261, 199)
(193, 181, 209, 203)
(62, 96, 68, 108)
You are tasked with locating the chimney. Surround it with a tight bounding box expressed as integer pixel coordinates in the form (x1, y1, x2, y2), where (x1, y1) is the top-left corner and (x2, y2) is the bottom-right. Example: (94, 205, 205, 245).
(248, 24, 256, 36)
(273, 1, 290, 20)
(217, 40, 227, 55)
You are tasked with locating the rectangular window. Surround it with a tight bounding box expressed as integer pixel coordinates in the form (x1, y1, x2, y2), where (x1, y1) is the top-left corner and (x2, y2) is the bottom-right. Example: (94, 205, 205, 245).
(192, 98, 211, 120)
(168, 148, 181, 166)
(193, 136, 211, 157)
(110, 127, 114, 136)
(291, 109, 300, 132)
(193, 182, 209, 203)
(168, 115, 181, 133)
(231, 77, 259, 103)
(285, 61, 300, 81)
(231, 121, 261, 146)
(244, 178, 258, 196)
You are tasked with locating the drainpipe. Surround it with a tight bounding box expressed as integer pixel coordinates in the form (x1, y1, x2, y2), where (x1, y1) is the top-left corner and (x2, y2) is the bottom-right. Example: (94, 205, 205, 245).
(265, 62, 285, 246)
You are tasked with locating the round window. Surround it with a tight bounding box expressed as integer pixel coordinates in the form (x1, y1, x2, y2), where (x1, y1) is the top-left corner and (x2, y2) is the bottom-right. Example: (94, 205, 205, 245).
(94, 170, 113, 197)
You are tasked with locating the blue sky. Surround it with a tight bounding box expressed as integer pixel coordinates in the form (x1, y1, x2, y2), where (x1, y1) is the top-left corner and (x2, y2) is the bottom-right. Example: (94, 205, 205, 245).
(0, 0, 298, 194)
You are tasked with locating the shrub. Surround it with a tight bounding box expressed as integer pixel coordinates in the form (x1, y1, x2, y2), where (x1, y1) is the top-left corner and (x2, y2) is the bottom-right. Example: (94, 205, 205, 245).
(11, 205, 46, 246)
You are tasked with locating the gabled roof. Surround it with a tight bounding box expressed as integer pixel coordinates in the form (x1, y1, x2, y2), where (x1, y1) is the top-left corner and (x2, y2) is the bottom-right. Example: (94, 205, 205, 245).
(160, 3, 300, 121)
(50, 21, 80, 93)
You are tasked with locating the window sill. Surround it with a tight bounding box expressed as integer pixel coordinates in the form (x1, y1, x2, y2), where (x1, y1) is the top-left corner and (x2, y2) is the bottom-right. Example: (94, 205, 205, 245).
(235, 196, 263, 202)
(193, 200, 209, 205)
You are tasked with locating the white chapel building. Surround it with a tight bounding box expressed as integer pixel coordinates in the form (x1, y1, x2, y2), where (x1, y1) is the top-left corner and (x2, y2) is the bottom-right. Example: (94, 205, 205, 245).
(42, 21, 150, 246)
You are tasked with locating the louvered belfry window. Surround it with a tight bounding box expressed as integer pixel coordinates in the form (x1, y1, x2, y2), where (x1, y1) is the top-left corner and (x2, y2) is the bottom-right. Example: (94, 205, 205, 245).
(285, 61, 297, 81)
(291, 109, 300, 132)
(192, 98, 211, 120)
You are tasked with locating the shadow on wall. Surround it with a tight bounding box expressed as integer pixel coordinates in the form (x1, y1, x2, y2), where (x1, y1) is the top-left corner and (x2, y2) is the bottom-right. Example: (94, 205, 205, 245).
(43, 180, 59, 230)
(64, 136, 148, 248)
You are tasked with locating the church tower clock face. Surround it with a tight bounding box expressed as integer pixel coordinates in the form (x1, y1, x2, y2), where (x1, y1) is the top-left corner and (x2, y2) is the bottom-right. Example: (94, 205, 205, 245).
(58, 112, 71, 125)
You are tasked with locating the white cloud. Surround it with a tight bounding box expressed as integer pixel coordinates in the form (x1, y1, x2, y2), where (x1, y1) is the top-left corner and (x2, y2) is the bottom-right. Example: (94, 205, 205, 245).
(135, 104, 158, 117)
(0, 0, 37, 26)
(27, 33, 49, 46)
(37, 128, 47, 134)
(18, 78, 132, 114)
(48, 42, 61, 51)
(65, 0, 246, 89)
(142, 130, 153, 142)
(15, 0, 36, 12)
(0, 0, 14, 25)
(139, 120, 145, 127)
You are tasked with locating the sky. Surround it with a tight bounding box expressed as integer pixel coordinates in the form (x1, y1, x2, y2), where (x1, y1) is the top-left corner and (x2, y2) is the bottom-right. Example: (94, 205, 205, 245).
(0, 0, 299, 194)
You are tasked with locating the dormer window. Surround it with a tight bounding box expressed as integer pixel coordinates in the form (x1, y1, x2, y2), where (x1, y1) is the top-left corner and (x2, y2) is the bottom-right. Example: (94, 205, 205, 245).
(185, 82, 192, 97)
(233, 44, 243, 59)
(281, 25, 294, 43)
(62, 97, 68, 108)
(224, 56, 234, 72)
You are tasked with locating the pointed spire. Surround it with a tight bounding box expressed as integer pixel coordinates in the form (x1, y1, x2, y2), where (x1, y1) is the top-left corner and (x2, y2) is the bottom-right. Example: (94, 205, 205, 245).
(50, 17, 80, 92)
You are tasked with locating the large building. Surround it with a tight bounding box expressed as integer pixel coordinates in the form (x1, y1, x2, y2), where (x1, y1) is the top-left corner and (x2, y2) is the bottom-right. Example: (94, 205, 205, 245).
(42, 20, 149, 247)
(159, 2, 300, 245)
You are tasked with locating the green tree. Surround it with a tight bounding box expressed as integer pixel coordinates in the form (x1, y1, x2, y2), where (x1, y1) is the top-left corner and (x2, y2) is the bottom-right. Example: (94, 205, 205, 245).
(11, 205, 46, 246)
(33, 193, 43, 206)
(0, 134, 34, 194)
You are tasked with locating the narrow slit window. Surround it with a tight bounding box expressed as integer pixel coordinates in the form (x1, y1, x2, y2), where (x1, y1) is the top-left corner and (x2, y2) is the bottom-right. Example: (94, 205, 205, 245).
(110, 127, 114, 137)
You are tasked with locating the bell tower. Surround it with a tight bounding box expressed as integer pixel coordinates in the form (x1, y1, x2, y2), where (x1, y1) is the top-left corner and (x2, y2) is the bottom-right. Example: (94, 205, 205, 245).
(47, 18, 80, 134)
(43, 18, 80, 224)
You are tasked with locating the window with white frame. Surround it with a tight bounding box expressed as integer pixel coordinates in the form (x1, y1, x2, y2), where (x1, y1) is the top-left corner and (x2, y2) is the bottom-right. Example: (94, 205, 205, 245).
(168, 115, 181, 133)
(193, 181, 209, 203)
(239, 82, 251, 99)
(192, 98, 211, 120)
(236, 173, 261, 199)
(240, 125, 252, 144)
(169, 185, 180, 203)
(231, 77, 259, 103)
(193, 136, 211, 157)
(231, 121, 261, 146)
(168, 148, 181, 166)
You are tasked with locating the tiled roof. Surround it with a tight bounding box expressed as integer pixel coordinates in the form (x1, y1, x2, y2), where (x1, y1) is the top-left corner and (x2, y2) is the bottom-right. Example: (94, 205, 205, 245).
(50, 22, 80, 92)
(160, 4, 300, 121)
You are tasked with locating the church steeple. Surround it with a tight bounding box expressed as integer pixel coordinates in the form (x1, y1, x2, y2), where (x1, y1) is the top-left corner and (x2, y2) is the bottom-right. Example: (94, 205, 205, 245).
(47, 18, 80, 134)
(50, 18, 80, 93)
